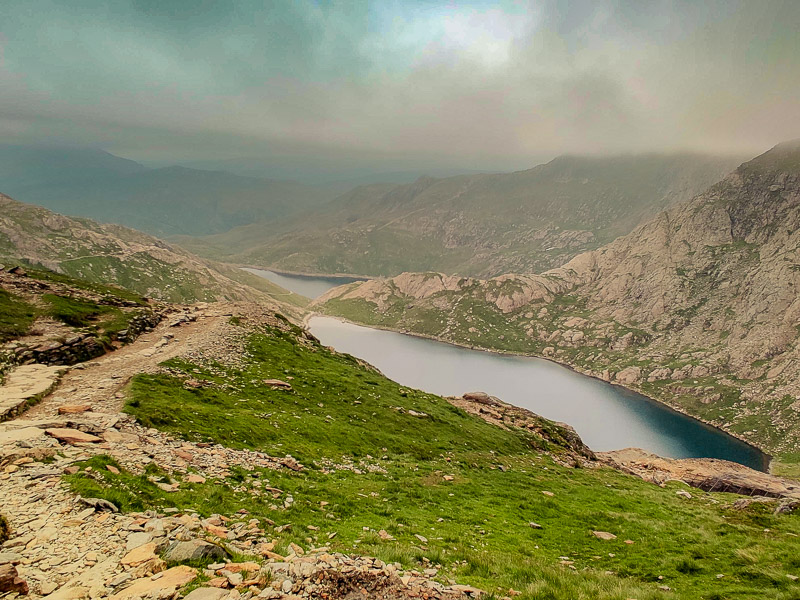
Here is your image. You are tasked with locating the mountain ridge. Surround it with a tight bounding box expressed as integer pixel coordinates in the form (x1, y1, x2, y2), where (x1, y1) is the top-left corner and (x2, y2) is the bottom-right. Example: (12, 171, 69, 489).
(193, 152, 743, 277)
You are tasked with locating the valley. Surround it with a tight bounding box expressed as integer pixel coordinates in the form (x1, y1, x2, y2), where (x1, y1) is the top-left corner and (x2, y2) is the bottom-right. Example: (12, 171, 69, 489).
(3, 4, 799, 599)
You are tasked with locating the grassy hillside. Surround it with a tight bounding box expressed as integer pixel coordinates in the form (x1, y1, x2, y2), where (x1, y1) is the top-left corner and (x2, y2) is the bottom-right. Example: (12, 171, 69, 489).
(189, 153, 742, 278)
(67, 316, 800, 599)
(0, 192, 304, 307)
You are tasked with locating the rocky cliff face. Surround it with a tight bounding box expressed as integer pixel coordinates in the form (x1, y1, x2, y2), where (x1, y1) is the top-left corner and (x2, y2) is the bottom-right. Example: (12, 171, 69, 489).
(316, 142, 800, 469)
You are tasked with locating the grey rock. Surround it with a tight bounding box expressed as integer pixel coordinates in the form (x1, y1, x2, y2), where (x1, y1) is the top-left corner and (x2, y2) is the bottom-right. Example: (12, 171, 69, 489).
(79, 497, 118, 512)
(164, 539, 229, 563)
(221, 570, 243, 586)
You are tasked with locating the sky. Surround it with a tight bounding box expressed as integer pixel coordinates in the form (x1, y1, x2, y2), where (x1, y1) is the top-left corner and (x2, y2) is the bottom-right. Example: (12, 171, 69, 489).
(2, 0, 799, 174)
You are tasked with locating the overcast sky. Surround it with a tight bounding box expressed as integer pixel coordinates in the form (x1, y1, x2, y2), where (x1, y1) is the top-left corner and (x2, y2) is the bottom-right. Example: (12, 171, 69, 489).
(2, 0, 799, 172)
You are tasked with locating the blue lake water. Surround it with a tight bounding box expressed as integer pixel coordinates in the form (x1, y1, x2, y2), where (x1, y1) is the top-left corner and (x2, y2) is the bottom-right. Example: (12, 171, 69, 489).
(242, 268, 364, 299)
(247, 268, 767, 470)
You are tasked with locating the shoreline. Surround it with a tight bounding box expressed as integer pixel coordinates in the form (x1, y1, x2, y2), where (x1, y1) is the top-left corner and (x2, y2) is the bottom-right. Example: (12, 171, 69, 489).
(304, 310, 773, 473)
(240, 265, 371, 282)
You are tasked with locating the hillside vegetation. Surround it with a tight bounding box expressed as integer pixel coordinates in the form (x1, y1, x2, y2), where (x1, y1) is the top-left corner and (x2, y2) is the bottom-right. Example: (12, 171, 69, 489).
(0, 193, 306, 308)
(191, 153, 741, 278)
(66, 313, 800, 599)
(315, 142, 800, 473)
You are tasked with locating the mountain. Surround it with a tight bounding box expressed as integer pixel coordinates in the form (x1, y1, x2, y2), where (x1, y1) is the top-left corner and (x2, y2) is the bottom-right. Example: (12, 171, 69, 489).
(0, 192, 306, 307)
(315, 141, 800, 473)
(0, 145, 337, 237)
(0, 145, 146, 189)
(195, 153, 743, 277)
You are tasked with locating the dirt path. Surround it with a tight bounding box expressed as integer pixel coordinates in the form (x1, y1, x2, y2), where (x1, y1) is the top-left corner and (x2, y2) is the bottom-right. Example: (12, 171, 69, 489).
(20, 304, 231, 420)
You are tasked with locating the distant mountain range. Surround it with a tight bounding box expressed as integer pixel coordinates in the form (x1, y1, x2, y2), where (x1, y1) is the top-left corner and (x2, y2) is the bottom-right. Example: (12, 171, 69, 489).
(0, 145, 337, 237)
(188, 153, 743, 277)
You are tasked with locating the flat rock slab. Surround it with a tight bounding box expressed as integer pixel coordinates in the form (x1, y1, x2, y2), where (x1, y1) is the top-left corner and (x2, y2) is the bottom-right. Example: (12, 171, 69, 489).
(109, 565, 197, 600)
(184, 588, 231, 600)
(0, 426, 47, 446)
(0, 364, 64, 420)
(45, 428, 102, 444)
(57, 404, 92, 415)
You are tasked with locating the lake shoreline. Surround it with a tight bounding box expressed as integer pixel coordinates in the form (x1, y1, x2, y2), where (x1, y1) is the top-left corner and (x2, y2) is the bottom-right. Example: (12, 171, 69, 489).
(305, 311, 772, 473)
(240, 265, 370, 281)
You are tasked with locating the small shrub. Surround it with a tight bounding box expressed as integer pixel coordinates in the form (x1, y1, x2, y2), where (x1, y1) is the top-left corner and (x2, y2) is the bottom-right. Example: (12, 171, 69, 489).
(0, 513, 10, 544)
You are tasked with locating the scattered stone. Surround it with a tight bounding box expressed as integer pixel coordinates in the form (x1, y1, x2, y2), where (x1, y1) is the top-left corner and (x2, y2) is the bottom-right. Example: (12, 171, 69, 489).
(121, 542, 158, 567)
(592, 531, 617, 541)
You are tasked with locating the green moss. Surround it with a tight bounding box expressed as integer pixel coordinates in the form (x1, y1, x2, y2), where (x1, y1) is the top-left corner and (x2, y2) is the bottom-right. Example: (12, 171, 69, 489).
(0, 289, 36, 342)
(0, 514, 10, 544)
(42, 294, 113, 328)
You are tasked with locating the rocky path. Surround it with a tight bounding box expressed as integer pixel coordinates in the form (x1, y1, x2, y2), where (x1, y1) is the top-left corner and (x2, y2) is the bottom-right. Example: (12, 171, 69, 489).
(0, 302, 483, 600)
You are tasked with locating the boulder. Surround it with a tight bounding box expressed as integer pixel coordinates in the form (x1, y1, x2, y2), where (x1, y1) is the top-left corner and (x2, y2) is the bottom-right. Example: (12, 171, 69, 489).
(0, 563, 28, 594)
(615, 366, 641, 385)
(79, 497, 118, 512)
(263, 379, 292, 390)
(164, 539, 229, 563)
(120, 542, 158, 567)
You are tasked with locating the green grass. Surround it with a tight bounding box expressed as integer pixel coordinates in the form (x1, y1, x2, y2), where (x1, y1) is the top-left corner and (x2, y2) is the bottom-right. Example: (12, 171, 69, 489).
(0, 514, 10, 544)
(0, 289, 36, 342)
(65, 323, 800, 600)
(43, 293, 114, 328)
(16, 264, 148, 305)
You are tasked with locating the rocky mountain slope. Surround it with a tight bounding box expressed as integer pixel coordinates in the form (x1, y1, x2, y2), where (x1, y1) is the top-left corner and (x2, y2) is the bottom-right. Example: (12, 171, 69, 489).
(315, 141, 800, 472)
(195, 153, 741, 277)
(2, 299, 800, 600)
(0, 145, 337, 237)
(0, 193, 304, 307)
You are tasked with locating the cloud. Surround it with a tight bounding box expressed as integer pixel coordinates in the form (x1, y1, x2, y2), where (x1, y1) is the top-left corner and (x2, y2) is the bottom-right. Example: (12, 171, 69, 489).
(1, 0, 798, 170)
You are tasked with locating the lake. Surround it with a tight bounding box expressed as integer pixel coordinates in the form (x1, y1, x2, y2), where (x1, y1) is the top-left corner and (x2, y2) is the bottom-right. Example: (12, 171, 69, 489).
(247, 268, 767, 469)
(242, 268, 364, 299)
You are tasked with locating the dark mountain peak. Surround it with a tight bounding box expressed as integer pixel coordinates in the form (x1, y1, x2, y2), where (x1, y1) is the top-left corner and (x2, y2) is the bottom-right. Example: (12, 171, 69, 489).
(740, 139, 800, 175)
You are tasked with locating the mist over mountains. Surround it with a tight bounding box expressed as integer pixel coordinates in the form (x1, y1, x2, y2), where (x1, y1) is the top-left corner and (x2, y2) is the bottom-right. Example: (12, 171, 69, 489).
(0, 145, 337, 237)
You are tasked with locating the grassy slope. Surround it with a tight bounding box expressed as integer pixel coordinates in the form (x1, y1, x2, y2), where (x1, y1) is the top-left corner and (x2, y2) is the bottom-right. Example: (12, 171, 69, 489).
(66, 320, 800, 600)
(0, 265, 153, 352)
(0, 288, 37, 342)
